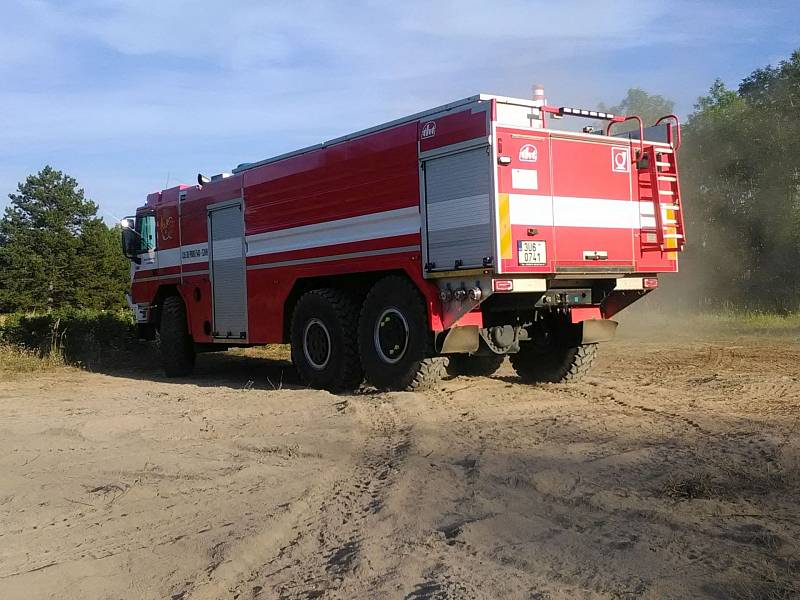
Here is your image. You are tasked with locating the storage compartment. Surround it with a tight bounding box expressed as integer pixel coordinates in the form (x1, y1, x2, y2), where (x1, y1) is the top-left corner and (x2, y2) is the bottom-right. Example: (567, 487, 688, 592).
(422, 145, 493, 271)
(208, 202, 248, 339)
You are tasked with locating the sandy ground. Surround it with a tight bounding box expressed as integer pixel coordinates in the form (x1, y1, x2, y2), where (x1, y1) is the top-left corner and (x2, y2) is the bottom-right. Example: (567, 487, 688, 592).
(1, 328, 799, 599)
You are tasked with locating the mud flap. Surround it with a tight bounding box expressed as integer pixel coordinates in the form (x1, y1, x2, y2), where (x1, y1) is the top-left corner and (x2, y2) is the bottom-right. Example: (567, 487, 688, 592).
(438, 325, 480, 354)
(580, 319, 618, 344)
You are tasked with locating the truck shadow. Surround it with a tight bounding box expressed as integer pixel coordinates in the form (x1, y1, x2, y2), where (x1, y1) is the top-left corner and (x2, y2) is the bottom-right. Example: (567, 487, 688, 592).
(82, 343, 529, 393)
(85, 342, 305, 391)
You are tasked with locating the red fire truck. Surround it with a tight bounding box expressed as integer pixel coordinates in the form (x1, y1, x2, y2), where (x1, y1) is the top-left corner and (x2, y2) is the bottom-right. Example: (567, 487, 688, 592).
(122, 93, 684, 391)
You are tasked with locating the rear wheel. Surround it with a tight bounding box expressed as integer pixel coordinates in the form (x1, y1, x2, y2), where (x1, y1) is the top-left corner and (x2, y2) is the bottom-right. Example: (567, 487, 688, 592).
(358, 276, 446, 391)
(290, 289, 363, 392)
(159, 295, 196, 377)
(446, 353, 505, 377)
(510, 342, 597, 383)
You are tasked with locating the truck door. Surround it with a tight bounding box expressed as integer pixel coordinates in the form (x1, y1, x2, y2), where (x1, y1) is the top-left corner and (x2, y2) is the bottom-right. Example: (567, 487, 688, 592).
(138, 210, 158, 270)
(208, 201, 248, 339)
(549, 136, 636, 271)
(422, 145, 493, 272)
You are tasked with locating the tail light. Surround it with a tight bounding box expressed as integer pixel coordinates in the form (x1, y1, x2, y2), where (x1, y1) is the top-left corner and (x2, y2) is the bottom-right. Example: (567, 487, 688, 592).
(643, 277, 659, 289)
(493, 279, 514, 292)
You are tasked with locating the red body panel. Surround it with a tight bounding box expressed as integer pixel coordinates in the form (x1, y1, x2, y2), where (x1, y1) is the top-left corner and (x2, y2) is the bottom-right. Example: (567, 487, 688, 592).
(244, 122, 420, 235)
(419, 108, 488, 153)
(495, 126, 677, 274)
(246, 251, 439, 342)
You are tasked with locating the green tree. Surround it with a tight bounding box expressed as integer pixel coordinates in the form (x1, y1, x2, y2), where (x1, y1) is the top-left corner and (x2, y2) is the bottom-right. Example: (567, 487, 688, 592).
(677, 51, 800, 310)
(600, 88, 676, 131)
(0, 166, 129, 312)
(72, 221, 130, 310)
(676, 80, 752, 308)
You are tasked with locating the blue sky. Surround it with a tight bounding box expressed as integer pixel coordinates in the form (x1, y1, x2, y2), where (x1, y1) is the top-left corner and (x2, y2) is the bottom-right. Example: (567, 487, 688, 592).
(2, 0, 798, 221)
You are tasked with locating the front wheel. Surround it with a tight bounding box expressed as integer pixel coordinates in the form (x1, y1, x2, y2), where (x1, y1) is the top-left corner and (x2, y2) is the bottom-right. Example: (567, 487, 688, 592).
(510, 343, 597, 383)
(159, 295, 196, 377)
(358, 276, 446, 391)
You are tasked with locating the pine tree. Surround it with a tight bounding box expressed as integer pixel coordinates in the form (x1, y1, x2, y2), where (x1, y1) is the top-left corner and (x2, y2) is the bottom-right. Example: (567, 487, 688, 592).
(0, 166, 129, 312)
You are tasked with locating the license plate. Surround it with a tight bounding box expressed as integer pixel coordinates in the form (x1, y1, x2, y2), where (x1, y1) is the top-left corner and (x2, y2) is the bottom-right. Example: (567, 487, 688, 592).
(518, 240, 547, 265)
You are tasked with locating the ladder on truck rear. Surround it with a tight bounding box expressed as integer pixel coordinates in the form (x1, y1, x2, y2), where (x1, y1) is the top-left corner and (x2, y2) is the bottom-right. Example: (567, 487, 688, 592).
(641, 144, 686, 254)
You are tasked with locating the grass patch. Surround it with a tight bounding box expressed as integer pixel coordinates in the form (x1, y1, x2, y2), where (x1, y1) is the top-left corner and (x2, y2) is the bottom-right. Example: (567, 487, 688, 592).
(694, 310, 800, 331)
(660, 472, 718, 500)
(0, 344, 69, 375)
(619, 307, 800, 337)
(229, 344, 291, 361)
(659, 460, 796, 502)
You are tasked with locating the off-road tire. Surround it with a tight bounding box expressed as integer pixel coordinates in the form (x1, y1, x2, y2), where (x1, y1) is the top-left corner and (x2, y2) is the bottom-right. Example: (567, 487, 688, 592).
(406, 357, 448, 391)
(510, 343, 597, 383)
(446, 353, 506, 377)
(159, 295, 196, 377)
(358, 276, 445, 391)
(290, 288, 363, 392)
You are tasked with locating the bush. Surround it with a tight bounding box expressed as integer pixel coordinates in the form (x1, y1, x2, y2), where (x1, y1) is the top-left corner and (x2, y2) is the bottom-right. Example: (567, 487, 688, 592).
(0, 309, 136, 367)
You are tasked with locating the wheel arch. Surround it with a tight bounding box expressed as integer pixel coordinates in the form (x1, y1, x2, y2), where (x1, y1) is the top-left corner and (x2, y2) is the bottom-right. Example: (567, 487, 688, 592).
(151, 284, 193, 332)
(281, 269, 433, 343)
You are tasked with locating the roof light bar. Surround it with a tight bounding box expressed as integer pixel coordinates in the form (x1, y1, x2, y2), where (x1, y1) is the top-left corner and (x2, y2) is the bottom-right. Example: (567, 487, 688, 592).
(559, 107, 615, 120)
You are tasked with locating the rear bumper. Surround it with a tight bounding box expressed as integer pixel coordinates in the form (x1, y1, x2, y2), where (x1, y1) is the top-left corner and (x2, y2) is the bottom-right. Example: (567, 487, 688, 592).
(435, 273, 657, 330)
(490, 275, 653, 293)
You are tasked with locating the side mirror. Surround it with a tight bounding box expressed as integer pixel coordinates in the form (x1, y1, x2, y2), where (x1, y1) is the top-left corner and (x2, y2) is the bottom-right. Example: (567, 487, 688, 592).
(121, 218, 141, 264)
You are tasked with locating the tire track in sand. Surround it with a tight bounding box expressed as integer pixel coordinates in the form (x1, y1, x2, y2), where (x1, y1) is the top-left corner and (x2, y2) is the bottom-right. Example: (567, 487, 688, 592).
(181, 397, 410, 600)
(263, 398, 412, 600)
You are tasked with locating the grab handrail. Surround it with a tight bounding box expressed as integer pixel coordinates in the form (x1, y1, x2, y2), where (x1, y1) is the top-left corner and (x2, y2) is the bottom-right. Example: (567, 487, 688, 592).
(655, 114, 682, 150)
(606, 115, 645, 162)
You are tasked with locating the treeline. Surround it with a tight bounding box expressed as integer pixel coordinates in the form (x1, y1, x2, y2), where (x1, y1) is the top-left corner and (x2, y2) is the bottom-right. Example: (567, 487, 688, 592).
(601, 52, 800, 311)
(677, 50, 800, 311)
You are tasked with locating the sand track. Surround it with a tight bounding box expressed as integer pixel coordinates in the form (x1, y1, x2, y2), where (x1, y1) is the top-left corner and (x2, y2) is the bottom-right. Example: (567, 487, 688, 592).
(1, 331, 799, 599)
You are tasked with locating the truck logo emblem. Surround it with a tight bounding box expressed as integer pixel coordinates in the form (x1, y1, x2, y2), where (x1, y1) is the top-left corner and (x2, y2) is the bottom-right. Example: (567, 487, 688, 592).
(611, 147, 629, 172)
(159, 214, 175, 241)
(519, 144, 538, 162)
(421, 121, 436, 139)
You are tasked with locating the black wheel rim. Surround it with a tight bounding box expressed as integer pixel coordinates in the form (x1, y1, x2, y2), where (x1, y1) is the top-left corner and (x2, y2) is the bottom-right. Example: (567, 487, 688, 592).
(303, 318, 331, 370)
(373, 308, 409, 364)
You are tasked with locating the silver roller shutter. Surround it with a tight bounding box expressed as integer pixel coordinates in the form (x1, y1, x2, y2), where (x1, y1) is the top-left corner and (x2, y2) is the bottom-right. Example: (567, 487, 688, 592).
(424, 146, 493, 270)
(209, 203, 247, 339)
